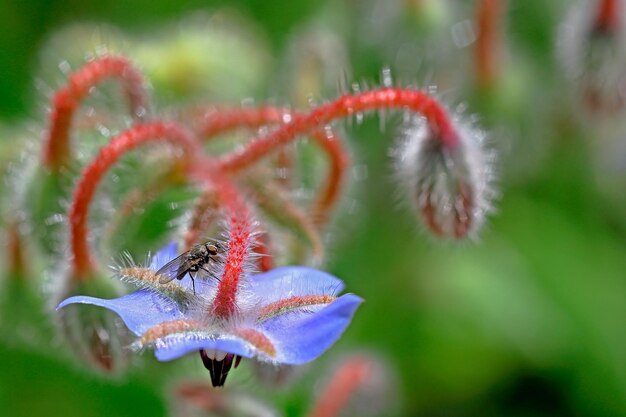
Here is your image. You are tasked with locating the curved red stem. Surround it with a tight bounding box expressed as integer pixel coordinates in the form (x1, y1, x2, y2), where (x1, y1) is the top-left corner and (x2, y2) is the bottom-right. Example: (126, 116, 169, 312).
(310, 126, 349, 226)
(194, 105, 349, 226)
(215, 88, 458, 173)
(68, 122, 201, 279)
(43, 55, 148, 171)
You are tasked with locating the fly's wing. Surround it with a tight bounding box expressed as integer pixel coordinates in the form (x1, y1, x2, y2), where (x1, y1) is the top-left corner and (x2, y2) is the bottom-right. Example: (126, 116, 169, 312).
(156, 253, 193, 284)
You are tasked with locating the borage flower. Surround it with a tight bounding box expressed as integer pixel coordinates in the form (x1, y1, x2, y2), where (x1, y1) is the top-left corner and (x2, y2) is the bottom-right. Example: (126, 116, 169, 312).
(58, 242, 362, 387)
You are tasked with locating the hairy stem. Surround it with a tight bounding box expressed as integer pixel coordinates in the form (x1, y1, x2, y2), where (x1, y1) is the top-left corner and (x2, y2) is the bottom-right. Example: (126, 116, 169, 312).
(193, 106, 349, 227)
(69, 122, 200, 279)
(43, 55, 148, 171)
(191, 165, 255, 319)
(215, 88, 459, 174)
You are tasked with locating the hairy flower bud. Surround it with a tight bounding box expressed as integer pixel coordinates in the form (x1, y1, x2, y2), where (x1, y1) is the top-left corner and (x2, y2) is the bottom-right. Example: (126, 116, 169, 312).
(394, 114, 496, 239)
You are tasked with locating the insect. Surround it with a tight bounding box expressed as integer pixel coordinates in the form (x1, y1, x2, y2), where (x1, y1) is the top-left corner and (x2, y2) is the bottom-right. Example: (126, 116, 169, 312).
(156, 241, 223, 293)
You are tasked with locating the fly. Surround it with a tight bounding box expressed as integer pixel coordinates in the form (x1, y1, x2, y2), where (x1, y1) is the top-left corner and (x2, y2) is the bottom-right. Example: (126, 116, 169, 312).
(156, 241, 223, 293)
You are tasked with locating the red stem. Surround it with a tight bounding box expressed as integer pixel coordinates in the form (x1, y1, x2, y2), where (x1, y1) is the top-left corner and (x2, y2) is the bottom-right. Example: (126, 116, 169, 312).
(68, 122, 201, 279)
(43, 55, 148, 171)
(306, 355, 373, 417)
(311, 126, 349, 226)
(191, 165, 255, 319)
(183, 185, 275, 271)
(194, 106, 349, 226)
(215, 88, 458, 173)
(475, 0, 504, 90)
(594, 0, 621, 33)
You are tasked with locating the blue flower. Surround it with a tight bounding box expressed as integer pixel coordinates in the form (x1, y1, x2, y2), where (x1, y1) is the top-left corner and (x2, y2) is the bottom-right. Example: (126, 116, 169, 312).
(57, 242, 362, 386)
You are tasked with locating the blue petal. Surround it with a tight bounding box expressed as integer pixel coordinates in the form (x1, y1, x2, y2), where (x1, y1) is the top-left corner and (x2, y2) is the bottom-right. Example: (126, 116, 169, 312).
(150, 241, 179, 270)
(57, 290, 184, 336)
(153, 335, 257, 361)
(259, 293, 363, 364)
(247, 266, 345, 304)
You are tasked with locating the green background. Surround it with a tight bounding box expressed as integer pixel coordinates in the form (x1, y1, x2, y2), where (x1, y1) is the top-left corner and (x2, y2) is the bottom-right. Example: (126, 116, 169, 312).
(2, 0, 626, 416)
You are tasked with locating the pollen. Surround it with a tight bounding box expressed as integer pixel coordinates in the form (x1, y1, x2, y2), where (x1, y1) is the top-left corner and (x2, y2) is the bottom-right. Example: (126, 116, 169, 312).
(140, 319, 205, 345)
(119, 267, 190, 301)
(257, 295, 336, 322)
(233, 327, 276, 357)
(120, 267, 161, 284)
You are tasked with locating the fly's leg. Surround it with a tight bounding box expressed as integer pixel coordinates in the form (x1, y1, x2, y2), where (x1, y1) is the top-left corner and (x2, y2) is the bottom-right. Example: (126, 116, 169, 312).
(187, 272, 196, 294)
(200, 266, 221, 281)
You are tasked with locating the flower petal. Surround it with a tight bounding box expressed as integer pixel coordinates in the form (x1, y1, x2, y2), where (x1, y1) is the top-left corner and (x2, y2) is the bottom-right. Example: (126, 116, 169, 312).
(57, 290, 184, 336)
(150, 241, 179, 270)
(259, 293, 363, 364)
(153, 335, 257, 361)
(247, 266, 345, 305)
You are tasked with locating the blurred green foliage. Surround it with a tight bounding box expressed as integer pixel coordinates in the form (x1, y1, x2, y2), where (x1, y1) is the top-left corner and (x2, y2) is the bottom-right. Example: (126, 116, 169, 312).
(1, 0, 626, 416)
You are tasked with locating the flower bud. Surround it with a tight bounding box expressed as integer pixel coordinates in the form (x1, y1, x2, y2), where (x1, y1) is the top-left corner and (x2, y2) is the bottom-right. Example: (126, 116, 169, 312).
(394, 114, 496, 239)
